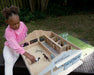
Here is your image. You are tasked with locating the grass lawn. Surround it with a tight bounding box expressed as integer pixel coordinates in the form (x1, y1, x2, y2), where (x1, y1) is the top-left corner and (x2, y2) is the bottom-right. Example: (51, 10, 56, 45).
(0, 13, 94, 54)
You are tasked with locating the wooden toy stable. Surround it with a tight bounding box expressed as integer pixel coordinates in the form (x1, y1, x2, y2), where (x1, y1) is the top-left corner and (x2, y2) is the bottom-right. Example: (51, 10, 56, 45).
(20, 30, 83, 75)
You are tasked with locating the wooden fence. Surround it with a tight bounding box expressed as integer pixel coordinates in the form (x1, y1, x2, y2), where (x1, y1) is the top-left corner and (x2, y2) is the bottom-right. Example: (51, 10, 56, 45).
(0, 0, 30, 11)
(0, 0, 49, 12)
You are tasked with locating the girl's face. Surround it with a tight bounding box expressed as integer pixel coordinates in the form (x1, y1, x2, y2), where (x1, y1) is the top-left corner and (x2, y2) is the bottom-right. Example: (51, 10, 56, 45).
(6, 15, 20, 30)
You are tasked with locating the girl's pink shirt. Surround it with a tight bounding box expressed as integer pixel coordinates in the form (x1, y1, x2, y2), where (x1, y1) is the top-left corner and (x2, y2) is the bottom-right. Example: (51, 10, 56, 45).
(4, 21, 28, 55)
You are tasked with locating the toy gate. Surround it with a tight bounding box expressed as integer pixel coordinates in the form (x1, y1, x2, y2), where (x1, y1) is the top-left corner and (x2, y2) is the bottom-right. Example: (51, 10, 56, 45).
(20, 30, 83, 75)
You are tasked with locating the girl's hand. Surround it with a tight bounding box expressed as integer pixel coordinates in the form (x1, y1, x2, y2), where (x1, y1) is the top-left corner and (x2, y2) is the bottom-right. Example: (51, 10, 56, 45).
(23, 52, 35, 63)
(28, 54, 35, 63)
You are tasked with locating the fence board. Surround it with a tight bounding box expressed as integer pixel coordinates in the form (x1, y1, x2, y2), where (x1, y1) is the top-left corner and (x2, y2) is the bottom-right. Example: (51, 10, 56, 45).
(9, 0, 12, 6)
(13, 0, 16, 6)
(25, 0, 29, 8)
(19, 0, 22, 8)
(6, 0, 10, 7)
(0, 0, 4, 9)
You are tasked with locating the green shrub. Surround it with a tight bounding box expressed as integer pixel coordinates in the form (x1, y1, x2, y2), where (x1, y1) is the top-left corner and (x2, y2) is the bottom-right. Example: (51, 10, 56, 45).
(46, 3, 72, 17)
(19, 8, 46, 22)
(19, 8, 30, 22)
(0, 12, 6, 26)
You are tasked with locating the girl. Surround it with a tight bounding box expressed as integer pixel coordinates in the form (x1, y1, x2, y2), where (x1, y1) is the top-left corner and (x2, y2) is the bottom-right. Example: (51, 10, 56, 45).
(2, 5, 35, 75)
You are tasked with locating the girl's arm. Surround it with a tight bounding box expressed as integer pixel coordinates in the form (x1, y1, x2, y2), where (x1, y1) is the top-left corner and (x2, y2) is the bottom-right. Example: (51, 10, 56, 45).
(5, 31, 25, 55)
(5, 30, 35, 63)
(23, 52, 35, 63)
